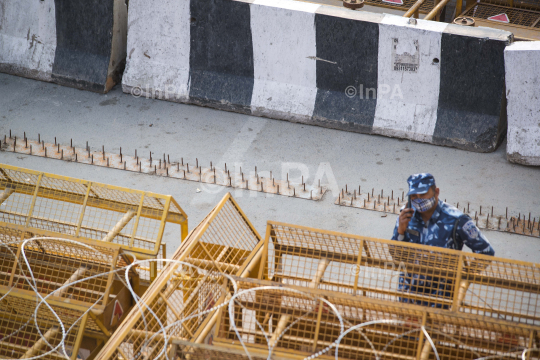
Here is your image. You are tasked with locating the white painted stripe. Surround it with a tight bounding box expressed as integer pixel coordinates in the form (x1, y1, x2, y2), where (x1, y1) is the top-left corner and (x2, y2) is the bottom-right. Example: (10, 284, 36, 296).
(189, 118, 268, 206)
(250, 0, 320, 120)
(122, 0, 190, 100)
(372, 15, 448, 143)
(504, 43, 540, 165)
(0, 0, 57, 81)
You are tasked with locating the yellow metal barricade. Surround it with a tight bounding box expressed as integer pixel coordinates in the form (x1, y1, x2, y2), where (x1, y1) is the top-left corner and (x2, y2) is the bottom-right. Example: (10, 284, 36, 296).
(211, 278, 538, 360)
(458, 0, 540, 40)
(96, 193, 264, 360)
(0, 164, 188, 359)
(0, 163, 188, 260)
(259, 221, 540, 326)
(95, 194, 540, 360)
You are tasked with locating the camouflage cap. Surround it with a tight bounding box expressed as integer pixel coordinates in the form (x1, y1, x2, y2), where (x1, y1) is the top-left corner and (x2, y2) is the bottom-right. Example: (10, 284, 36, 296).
(407, 173, 436, 196)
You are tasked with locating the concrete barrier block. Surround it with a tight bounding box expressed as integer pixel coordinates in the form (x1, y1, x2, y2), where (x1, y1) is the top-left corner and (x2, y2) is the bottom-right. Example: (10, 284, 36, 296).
(505, 41, 540, 166)
(122, 0, 511, 152)
(0, 0, 127, 93)
(0, 0, 57, 82)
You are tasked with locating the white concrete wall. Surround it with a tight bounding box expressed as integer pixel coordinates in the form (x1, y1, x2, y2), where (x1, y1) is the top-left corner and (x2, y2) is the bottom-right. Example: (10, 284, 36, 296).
(0, 0, 57, 81)
(121, 0, 191, 101)
(250, 0, 320, 122)
(372, 16, 448, 143)
(505, 41, 540, 166)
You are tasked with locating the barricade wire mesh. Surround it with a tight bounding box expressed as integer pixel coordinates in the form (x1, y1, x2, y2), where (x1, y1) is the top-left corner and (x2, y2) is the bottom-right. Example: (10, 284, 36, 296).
(260, 222, 540, 326)
(96, 193, 264, 360)
(461, 1, 540, 28)
(0, 163, 187, 259)
(0, 236, 142, 359)
(4, 193, 538, 360)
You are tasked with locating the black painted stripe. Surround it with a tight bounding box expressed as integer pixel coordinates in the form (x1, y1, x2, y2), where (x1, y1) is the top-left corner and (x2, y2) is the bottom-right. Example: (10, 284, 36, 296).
(189, 0, 254, 112)
(52, 0, 113, 93)
(433, 29, 507, 152)
(312, 12, 379, 132)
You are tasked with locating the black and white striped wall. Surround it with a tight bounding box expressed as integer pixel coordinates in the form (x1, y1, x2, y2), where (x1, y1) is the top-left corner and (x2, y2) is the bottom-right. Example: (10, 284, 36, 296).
(505, 42, 540, 166)
(123, 0, 511, 153)
(0, 0, 127, 93)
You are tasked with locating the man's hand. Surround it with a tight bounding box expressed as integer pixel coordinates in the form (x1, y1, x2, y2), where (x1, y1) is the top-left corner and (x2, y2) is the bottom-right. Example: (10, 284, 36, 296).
(398, 208, 414, 235)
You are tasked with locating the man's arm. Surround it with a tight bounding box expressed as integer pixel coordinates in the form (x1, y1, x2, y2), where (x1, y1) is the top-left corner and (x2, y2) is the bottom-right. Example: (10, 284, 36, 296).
(457, 216, 495, 256)
(392, 216, 411, 242)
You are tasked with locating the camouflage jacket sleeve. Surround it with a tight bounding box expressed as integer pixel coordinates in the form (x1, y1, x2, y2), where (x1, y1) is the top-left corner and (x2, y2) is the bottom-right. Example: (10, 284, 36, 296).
(456, 216, 495, 256)
(391, 216, 411, 242)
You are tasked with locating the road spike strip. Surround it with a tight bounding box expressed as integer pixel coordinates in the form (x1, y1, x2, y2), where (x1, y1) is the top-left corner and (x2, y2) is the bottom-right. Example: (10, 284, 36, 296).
(2, 135, 326, 201)
(335, 186, 539, 238)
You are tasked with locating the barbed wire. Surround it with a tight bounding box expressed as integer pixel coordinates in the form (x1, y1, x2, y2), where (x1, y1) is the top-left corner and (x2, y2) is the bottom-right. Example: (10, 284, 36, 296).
(0, 237, 533, 360)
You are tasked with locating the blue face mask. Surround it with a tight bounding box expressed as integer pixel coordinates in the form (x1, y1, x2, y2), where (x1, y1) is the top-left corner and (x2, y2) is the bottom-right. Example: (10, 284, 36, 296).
(411, 196, 436, 212)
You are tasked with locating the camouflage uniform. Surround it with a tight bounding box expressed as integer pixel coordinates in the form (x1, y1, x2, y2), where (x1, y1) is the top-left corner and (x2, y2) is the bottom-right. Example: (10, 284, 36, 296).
(391, 173, 494, 308)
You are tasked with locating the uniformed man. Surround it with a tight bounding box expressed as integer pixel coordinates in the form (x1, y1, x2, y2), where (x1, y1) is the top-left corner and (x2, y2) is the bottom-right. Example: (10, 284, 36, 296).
(391, 173, 495, 308)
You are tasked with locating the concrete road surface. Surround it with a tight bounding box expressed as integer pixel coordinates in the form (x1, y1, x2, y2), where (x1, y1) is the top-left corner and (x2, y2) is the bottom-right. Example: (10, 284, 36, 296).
(0, 73, 538, 262)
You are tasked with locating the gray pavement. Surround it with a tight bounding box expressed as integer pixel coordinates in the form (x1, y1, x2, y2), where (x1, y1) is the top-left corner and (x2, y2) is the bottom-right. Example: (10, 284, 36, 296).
(0, 73, 539, 262)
